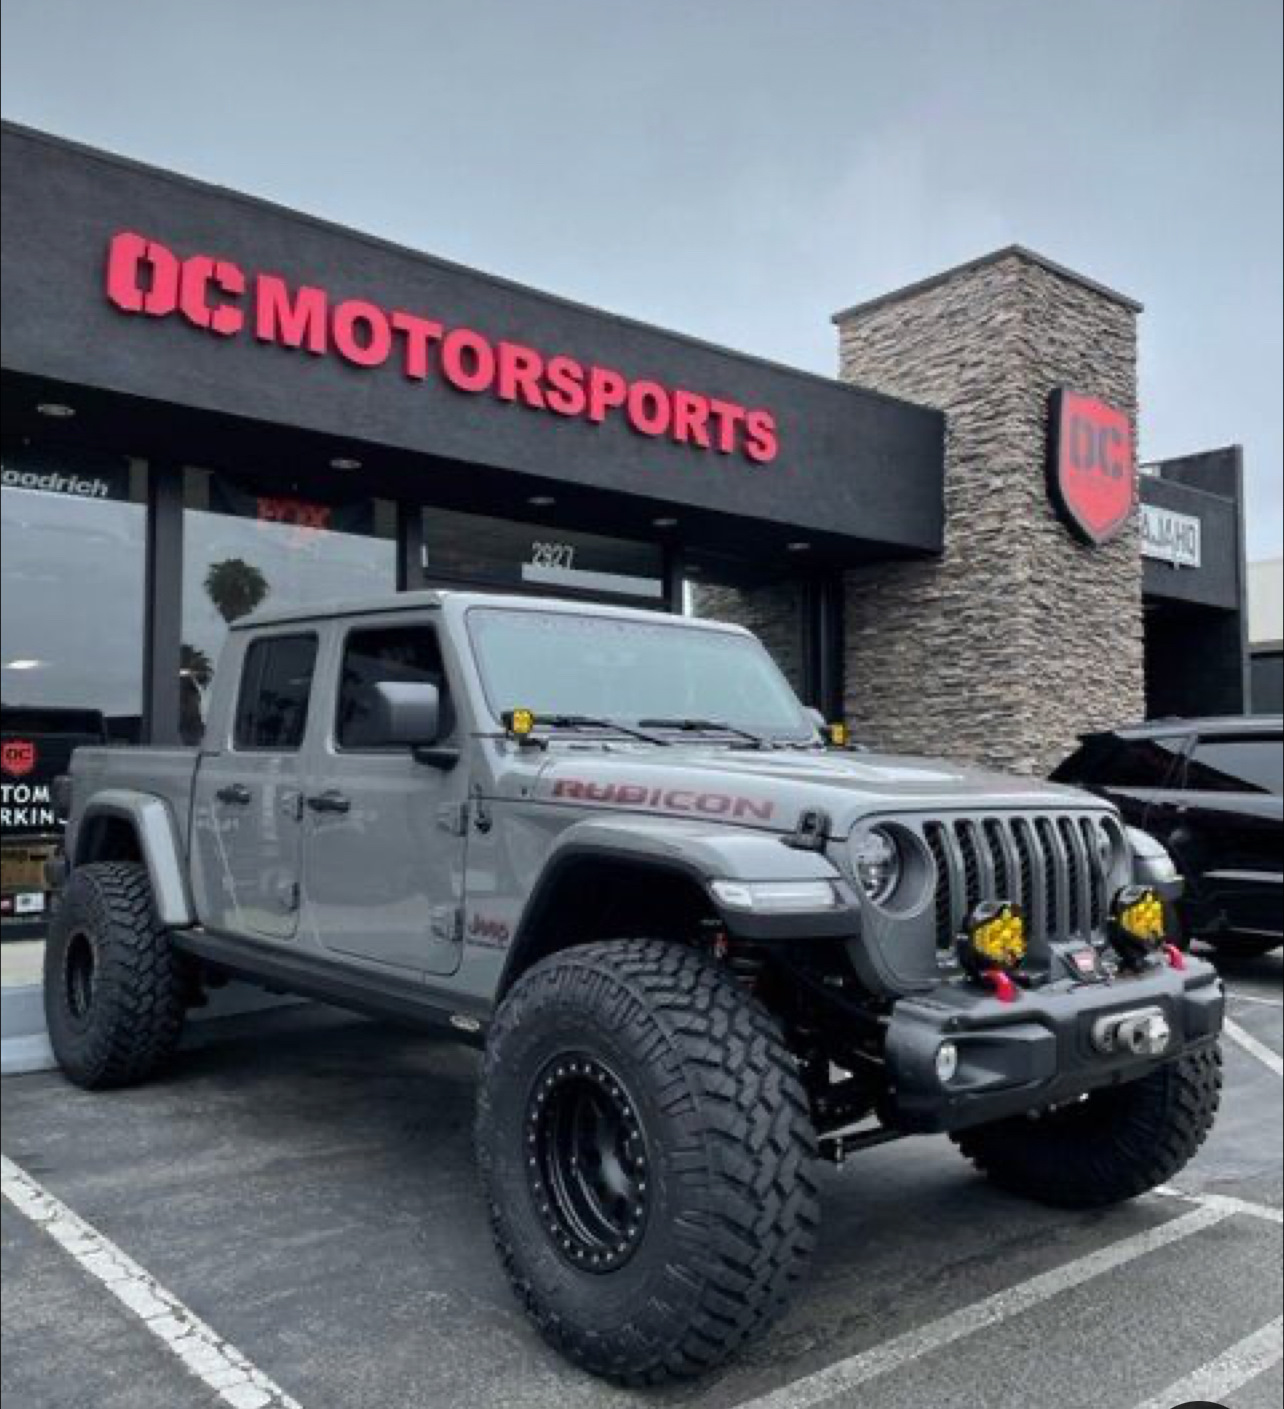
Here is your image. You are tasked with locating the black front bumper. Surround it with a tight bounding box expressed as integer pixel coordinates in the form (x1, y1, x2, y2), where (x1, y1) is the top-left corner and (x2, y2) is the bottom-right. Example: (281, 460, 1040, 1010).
(883, 956, 1224, 1135)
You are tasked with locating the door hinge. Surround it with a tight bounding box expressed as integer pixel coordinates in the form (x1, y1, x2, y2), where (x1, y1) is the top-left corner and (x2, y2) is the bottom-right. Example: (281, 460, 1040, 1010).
(437, 802, 469, 836)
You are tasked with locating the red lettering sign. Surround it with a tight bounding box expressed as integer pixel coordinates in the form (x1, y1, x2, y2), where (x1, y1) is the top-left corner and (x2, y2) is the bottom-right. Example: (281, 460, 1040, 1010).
(1047, 389, 1135, 545)
(104, 231, 779, 465)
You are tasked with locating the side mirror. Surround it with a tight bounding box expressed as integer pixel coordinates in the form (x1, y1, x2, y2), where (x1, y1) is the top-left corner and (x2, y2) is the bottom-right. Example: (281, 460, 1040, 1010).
(370, 681, 458, 767)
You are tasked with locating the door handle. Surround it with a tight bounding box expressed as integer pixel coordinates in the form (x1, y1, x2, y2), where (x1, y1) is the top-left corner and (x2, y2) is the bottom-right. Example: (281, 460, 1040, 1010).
(306, 790, 351, 815)
(216, 784, 251, 806)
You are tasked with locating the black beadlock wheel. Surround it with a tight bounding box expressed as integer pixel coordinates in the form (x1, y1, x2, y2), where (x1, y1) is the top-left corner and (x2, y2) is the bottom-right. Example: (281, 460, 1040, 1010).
(44, 861, 188, 1090)
(476, 939, 820, 1385)
(952, 1045, 1223, 1209)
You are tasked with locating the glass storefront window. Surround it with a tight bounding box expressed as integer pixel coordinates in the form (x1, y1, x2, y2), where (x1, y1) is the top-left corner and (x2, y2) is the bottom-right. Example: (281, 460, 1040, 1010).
(181, 468, 397, 743)
(2, 444, 147, 935)
(421, 507, 664, 603)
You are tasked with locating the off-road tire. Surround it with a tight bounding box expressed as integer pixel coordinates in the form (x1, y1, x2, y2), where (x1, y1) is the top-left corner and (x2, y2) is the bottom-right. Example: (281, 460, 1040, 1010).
(44, 862, 188, 1090)
(476, 939, 820, 1384)
(952, 1046, 1223, 1209)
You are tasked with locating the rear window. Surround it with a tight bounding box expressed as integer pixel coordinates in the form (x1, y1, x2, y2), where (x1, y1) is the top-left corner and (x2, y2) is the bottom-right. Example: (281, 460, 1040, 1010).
(1185, 737, 1283, 796)
(233, 634, 318, 751)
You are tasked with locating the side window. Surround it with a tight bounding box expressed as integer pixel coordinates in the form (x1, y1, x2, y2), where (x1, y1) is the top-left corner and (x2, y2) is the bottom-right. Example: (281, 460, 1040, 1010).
(1096, 736, 1188, 789)
(233, 635, 318, 751)
(336, 624, 452, 750)
(1184, 737, 1283, 796)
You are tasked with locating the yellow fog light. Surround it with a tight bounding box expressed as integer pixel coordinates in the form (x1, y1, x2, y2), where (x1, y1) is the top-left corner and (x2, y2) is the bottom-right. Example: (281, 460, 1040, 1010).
(504, 707, 536, 737)
(827, 721, 850, 747)
(1111, 885, 1167, 961)
(959, 901, 1027, 976)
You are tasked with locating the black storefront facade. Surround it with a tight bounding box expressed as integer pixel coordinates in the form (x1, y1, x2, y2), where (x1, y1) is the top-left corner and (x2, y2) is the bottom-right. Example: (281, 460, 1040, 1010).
(0, 121, 1258, 939)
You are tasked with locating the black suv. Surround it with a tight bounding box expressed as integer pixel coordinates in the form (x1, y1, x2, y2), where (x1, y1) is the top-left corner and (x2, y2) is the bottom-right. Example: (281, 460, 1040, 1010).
(1054, 715, 1283, 959)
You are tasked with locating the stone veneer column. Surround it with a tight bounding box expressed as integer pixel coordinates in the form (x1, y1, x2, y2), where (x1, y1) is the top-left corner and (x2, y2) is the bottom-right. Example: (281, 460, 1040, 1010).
(834, 248, 1145, 775)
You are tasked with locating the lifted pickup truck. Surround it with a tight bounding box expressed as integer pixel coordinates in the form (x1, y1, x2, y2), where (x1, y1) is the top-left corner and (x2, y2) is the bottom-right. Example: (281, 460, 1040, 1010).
(47, 591, 1224, 1383)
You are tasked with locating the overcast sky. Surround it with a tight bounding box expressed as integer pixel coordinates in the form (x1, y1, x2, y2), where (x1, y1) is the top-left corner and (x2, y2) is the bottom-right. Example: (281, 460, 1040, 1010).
(3, 0, 1281, 558)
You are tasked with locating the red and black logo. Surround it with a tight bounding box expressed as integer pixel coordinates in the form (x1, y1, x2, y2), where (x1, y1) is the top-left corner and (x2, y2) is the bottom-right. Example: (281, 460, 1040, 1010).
(0, 738, 38, 778)
(1047, 389, 1135, 545)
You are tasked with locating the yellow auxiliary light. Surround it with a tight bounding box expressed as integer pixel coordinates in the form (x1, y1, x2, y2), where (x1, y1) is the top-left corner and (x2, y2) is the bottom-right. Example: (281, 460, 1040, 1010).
(504, 707, 536, 738)
(958, 901, 1028, 976)
(827, 721, 850, 748)
(1111, 885, 1167, 961)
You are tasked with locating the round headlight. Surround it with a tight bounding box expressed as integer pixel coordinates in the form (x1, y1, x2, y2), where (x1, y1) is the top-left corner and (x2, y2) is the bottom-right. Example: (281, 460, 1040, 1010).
(849, 827, 902, 905)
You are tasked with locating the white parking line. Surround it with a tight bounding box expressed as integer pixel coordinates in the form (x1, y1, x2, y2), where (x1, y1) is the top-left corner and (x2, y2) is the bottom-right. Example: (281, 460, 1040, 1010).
(1132, 1316, 1283, 1409)
(1157, 1186, 1284, 1226)
(1228, 991, 1284, 1009)
(1, 1154, 301, 1409)
(731, 1202, 1231, 1409)
(1225, 1017, 1284, 1078)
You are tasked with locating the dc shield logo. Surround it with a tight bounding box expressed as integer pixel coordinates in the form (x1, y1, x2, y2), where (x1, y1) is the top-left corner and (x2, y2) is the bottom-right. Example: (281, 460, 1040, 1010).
(1, 739, 38, 778)
(1047, 389, 1136, 545)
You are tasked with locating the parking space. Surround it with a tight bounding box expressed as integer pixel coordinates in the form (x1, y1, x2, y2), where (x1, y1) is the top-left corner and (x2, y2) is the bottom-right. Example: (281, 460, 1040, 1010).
(3, 953, 1281, 1409)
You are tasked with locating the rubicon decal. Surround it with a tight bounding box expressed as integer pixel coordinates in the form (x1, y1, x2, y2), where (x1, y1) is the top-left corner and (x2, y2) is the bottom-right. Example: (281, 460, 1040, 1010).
(105, 231, 779, 464)
(1047, 389, 1135, 545)
(552, 778, 774, 822)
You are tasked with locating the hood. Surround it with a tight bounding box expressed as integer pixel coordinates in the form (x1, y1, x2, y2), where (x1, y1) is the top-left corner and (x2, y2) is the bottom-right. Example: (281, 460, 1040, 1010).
(530, 743, 1106, 835)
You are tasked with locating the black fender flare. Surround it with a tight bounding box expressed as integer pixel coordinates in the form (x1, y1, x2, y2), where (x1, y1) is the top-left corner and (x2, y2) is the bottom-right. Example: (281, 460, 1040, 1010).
(496, 814, 857, 997)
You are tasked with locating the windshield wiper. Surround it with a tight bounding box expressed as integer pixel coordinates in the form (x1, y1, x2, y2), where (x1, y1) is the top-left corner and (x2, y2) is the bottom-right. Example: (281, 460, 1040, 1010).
(539, 714, 671, 746)
(637, 717, 770, 749)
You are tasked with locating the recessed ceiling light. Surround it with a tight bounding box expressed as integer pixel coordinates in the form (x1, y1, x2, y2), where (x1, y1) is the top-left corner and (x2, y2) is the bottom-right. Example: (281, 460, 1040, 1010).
(36, 403, 75, 419)
(329, 456, 362, 470)
(786, 541, 812, 552)
(652, 517, 679, 529)
(528, 495, 556, 507)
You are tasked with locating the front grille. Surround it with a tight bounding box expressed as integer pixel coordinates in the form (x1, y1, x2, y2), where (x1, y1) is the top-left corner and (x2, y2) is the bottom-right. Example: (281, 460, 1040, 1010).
(925, 813, 1118, 954)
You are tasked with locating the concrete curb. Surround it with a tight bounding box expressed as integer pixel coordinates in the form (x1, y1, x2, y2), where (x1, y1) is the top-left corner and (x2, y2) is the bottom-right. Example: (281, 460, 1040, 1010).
(2, 978, 302, 1076)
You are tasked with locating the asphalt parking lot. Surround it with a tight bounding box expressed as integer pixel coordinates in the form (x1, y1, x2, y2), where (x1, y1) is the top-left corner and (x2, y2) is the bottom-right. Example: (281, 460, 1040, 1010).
(3, 945, 1281, 1409)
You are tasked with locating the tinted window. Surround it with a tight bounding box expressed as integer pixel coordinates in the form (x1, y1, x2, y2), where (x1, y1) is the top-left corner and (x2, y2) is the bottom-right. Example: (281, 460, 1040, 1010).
(1185, 737, 1283, 796)
(234, 635, 317, 751)
(1054, 735, 1187, 789)
(337, 625, 450, 749)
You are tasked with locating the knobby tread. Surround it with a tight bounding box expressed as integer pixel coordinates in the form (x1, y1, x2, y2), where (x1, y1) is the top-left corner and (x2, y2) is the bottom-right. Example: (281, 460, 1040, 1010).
(952, 1045, 1223, 1209)
(477, 939, 820, 1384)
(44, 861, 188, 1089)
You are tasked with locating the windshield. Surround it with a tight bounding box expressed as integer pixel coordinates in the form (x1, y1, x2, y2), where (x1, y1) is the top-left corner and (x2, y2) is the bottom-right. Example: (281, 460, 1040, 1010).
(467, 608, 814, 740)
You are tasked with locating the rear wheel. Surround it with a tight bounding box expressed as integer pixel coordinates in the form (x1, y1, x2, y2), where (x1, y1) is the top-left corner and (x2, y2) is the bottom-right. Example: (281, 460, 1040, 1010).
(44, 862, 188, 1089)
(952, 1046, 1222, 1209)
(476, 939, 819, 1384)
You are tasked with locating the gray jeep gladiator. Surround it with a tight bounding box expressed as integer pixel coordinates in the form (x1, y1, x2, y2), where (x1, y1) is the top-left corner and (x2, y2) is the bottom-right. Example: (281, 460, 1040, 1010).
(46, 591, 1224, 1383)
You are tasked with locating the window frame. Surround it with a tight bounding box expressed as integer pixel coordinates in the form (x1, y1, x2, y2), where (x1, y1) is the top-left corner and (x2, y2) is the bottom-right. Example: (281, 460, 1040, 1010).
(331, 617, 455, 755)
(231, 631, 320, 754)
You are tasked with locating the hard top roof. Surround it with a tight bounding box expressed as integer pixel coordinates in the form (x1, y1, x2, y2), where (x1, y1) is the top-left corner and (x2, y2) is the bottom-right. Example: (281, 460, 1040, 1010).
(233, 589, 749, 635)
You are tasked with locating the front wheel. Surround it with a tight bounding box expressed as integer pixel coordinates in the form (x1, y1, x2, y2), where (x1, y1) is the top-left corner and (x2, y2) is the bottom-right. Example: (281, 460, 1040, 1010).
(952, 1046, 1223, 1209)
(476, 939, 820, 1384)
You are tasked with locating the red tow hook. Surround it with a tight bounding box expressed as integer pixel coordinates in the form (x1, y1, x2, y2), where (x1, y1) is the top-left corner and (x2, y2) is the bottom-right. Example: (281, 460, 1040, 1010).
(982, 969, 1019, 1003)
(1163, 943, 1186, 971)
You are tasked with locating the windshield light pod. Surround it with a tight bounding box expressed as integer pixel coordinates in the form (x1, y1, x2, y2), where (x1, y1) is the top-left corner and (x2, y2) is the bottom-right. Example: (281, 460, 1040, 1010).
(709, 879, 841, 914)
(503, 707, 536, 737)
(958, 901, 1027, 976)
(1111, 884, 1167, 961)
